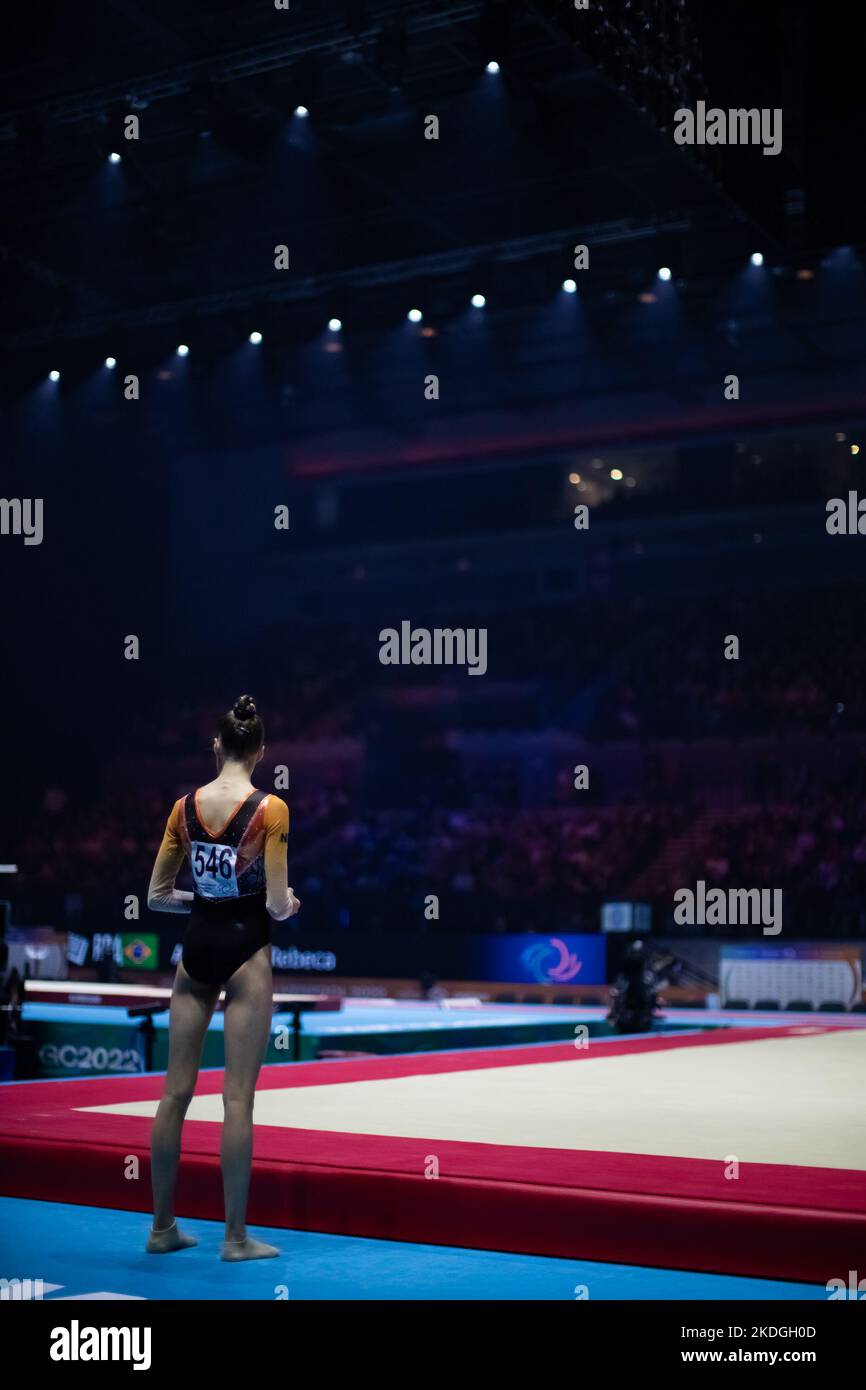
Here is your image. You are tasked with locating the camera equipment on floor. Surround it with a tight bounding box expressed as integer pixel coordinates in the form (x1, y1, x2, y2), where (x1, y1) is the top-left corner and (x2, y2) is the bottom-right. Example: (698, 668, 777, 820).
(606, 941, 717, 1034)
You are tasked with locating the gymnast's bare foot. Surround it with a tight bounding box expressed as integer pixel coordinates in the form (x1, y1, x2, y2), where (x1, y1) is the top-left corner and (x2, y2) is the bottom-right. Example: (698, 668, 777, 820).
(146, 1219, 198, 1254)
(220, 1235, 280, 1261)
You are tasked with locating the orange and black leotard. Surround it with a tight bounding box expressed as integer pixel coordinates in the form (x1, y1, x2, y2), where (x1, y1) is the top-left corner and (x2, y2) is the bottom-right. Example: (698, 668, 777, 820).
(148, 789, 292, 985)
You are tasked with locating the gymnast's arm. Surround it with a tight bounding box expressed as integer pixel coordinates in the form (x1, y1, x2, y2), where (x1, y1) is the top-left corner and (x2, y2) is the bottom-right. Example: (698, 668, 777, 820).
(147, 800, 194, 913)
(263, 796, 300, 921)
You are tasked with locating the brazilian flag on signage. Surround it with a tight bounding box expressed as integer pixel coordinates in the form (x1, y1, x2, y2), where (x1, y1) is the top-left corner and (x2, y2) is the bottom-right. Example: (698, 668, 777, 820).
(120, 933, 159, 970)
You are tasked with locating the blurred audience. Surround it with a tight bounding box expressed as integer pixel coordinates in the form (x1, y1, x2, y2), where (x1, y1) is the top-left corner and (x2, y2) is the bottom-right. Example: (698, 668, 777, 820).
(13, 583, 866, 938)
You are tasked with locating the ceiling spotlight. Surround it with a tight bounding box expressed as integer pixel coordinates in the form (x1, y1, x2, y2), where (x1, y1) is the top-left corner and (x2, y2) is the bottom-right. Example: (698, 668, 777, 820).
(104, 356, 116, 369)
(610, 468, 624, 481)
(471, 293, 486, 308)
(108, 152, 122, 165)
(852, 444, 861, 456)
(562, 278, 577, 294)
(294, 105, 309, 118)
(176, 344, 189, 357)
(750, 252, 764, 267)
(48, 370, 60, 382)
(658, 266, 672, 282)
(328, 317, 342, 332)
(249, 331, 263, 345)
(486, 61, 500, 74)
(569, 473, 581, 485)
(408, 308, 423, 323)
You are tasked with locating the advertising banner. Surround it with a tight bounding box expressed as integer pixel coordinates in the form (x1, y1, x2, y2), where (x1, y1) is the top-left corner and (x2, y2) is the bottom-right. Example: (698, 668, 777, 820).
(720, 944, 862, 1009)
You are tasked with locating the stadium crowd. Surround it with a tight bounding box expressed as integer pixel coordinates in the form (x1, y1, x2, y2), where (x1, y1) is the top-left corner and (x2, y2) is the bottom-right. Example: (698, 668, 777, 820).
(12, 582, 866, 938)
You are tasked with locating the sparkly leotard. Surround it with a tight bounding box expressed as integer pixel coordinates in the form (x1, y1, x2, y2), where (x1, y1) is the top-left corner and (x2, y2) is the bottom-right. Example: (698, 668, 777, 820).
(149, 789, 290, 985)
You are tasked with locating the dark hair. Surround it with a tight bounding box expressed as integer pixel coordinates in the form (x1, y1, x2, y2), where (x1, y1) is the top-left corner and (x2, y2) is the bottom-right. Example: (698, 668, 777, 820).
(218, 694, 264, 760)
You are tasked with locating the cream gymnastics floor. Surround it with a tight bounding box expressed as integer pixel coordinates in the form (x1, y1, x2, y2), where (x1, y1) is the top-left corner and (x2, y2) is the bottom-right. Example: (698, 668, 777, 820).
(85, 1026, 866, 1170)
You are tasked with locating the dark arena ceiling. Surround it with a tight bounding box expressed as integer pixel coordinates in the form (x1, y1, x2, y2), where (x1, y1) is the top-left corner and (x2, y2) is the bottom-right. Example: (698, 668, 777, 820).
(0, 0, 854, 376)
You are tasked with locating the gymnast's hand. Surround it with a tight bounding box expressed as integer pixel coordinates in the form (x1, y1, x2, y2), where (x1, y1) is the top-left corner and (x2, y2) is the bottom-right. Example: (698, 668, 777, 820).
(287, 889, 301, 917)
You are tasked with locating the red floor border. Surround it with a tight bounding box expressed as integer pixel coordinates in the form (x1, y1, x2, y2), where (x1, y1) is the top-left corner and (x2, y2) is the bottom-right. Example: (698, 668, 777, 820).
(1, 1029, 863, 1281)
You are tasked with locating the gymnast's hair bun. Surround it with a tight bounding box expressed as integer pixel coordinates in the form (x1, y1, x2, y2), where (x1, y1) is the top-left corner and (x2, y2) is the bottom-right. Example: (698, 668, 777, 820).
(218, 694, 263, 757)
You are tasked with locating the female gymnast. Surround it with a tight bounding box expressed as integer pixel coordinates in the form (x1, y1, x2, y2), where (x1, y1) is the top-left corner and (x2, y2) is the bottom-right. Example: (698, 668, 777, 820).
(146, 694, 299, 1260)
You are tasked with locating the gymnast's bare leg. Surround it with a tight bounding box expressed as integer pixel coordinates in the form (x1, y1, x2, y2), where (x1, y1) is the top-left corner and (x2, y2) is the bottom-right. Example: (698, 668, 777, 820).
(219, 944, 279, 1261)
(147, 962, 220, 1252)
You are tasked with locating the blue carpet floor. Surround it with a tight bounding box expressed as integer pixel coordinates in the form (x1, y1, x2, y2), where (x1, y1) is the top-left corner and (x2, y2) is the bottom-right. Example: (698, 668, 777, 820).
(0, 1197, 828, 1301)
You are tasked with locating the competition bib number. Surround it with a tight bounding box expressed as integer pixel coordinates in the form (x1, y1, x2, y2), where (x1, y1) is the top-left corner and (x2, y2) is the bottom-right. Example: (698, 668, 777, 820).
(191, 841, 239, 899)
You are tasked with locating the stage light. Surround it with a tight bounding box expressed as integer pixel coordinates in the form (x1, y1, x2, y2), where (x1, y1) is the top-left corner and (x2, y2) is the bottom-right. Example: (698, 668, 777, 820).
(569, 473, 581, 485)
(852, 444, 861, 456)
(176, 344, 189, 357)
(108, 152, 122, 165)
(562, 278, 577, 294)
(750, 252, 764, 267)
(486, 61, 500, 74)
(471, 293, 486, 308)
(658, 266, 672, 282)
(294, 105, 309, 118)
(48, 370, 60, 382)
(249, 331, 263, 345)
(408, 308, 423, 322)
(104, 356, 116, 369)
(610, 468, 624, 481)
(328, 317, 342, 332)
